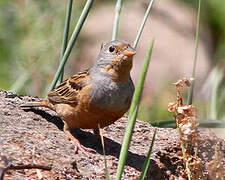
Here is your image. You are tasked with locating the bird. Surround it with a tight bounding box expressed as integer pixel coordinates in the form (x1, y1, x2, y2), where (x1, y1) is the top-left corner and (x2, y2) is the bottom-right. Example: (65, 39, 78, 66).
(21, 40, 136, 153)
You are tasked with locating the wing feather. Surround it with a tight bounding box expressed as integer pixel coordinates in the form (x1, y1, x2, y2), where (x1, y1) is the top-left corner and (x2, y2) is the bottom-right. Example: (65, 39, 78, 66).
(47, 70, 89, 105)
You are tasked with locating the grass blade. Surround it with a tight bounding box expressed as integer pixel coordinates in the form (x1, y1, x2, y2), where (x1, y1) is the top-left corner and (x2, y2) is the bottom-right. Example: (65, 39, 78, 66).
(150, 119, 225, 128)
(197, 119, 225, 128)
(201, 67, 224, 120)
(151, 120, 176, 128)
(209, 68, 223, 119)
(98, 125, 110, 180)
(187, 0, 202, 105)
(116, 106, 139, 180)
(49, 0, 94, 91)
(129, 39, 155, 116)
(133, 0, 155, 49)
(139, 129, 157, 180)
(112, 0, 124, 41)
(59, 0, 73, 83)
(115, 39, 155, 180)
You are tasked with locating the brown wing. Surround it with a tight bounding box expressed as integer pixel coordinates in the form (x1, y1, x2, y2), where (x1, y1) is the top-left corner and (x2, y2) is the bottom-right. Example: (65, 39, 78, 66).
(48, 70, 90, 105)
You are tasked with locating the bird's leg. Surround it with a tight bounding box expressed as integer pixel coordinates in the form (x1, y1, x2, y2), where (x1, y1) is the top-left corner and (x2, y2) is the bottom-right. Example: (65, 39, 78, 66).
(63, 124, 96, 154)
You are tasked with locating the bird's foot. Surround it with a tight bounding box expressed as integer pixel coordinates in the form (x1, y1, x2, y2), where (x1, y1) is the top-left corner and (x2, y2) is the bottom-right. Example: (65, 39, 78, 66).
(66, 130, 96, 155)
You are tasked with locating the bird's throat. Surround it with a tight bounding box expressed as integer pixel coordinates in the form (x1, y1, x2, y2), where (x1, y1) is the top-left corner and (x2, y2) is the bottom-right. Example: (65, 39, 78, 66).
(101, 61, 132, 82)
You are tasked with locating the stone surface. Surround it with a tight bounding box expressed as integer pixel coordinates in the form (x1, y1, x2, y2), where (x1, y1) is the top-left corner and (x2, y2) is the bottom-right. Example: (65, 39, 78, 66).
(0, 90, 224, 179)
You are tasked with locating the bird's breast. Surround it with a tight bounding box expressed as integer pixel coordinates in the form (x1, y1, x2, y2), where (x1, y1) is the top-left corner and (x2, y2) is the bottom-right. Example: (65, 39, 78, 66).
(90, 76, 134, 112)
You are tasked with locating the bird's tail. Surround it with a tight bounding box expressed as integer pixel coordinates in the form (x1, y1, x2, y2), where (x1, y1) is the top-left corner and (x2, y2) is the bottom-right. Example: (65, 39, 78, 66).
(20, 99, 54, 110)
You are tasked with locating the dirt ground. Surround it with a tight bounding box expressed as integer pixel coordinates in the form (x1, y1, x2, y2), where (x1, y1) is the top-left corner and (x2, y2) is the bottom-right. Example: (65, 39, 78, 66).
(0, 90, 224, 179)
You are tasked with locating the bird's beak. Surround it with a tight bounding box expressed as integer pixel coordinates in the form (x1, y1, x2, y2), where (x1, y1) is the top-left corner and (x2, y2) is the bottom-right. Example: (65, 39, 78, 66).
(123, 47, 136, 57)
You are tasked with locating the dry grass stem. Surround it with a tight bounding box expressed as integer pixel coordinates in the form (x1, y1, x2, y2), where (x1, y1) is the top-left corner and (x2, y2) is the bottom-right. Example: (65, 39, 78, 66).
(168, 77, 204, 179)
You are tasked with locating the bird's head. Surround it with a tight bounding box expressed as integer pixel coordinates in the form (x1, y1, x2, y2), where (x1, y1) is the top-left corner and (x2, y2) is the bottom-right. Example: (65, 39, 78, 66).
(95, 40, 136, 82)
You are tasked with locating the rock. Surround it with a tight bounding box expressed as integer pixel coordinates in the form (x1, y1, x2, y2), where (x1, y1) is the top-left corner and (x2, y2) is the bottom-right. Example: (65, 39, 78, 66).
(0, 90, 224, 179)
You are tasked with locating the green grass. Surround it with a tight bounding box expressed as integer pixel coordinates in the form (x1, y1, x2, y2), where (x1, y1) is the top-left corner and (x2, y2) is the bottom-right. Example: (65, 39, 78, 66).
(187, 0, 201, 105)
(111, 0, 124, 41)
(98, 125, 110, 180)
(139, 129, 157, 180)
(116, 39, 155, 180)
(59, 0, 73, 83)
(49, 0, 94, 90)
(133, 0, 155, 49)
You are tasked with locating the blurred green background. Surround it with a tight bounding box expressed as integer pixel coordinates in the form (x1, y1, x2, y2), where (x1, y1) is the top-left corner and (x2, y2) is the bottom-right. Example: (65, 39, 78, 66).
(0, 0, 225, 128)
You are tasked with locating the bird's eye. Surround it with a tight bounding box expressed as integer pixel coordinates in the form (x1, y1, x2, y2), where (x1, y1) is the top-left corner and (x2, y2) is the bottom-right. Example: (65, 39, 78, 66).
(108, 45, 115, 53)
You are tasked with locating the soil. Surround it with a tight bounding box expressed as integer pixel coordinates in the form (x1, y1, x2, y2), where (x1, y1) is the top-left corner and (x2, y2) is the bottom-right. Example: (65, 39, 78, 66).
(0, 90, 224, 180)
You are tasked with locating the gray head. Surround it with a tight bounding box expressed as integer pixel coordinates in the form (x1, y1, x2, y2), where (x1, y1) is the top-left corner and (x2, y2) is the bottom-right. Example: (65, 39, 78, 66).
(92, 40, 136, 81)
(96, 40, 136, 67)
